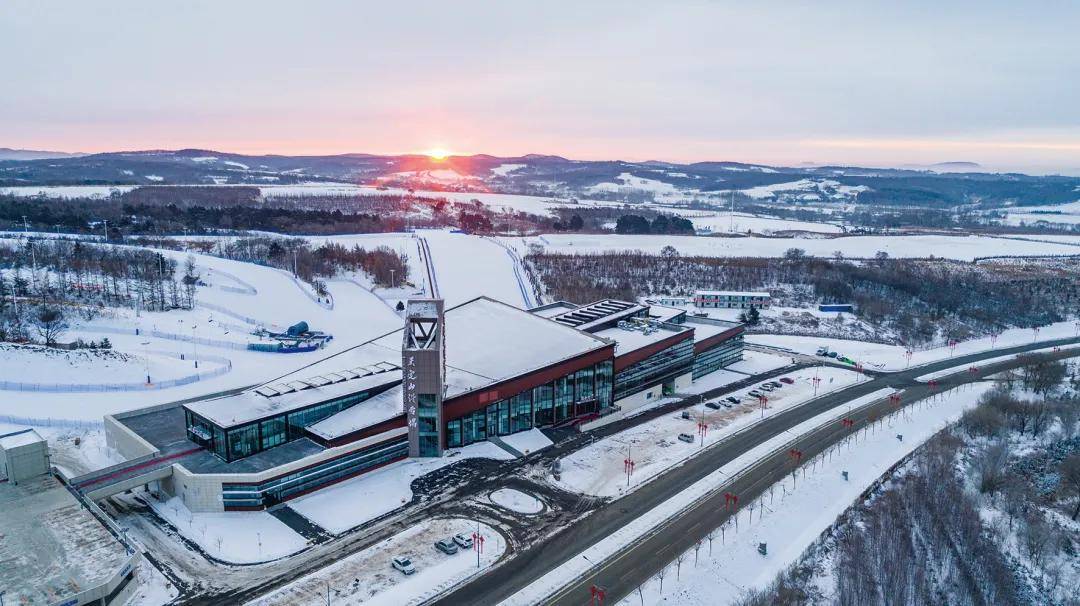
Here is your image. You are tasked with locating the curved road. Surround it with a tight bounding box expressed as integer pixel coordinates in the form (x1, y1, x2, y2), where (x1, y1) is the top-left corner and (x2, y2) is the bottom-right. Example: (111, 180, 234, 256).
(436, 337, 1080, 605)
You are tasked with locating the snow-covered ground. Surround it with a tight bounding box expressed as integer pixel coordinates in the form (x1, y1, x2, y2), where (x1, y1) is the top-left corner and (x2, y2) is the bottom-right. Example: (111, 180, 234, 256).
(246, 518, 504, 606)
(999, 200, 1080, 226)
(502, 385, 903, 606)
(489, 488, 544, 514)
(749, 319, 1080, 371)
(499, 427, 553, 455)
(0, 185, 135, 198)
(289, 441, 512, 535)
(614, 383, 995, 605)
(119, 557, 179, 606)
(0, 343, 211, 388)
(150, 496, 309, 564)
(506, 233, 1080, 261)
(555, 366, 861, 498)
(724, 349, 793, 375)
(419, 230, 530, 308)
(914, 344, 1068, 382)
(690, 212, 843, 235)
(0, 241, 405, 425)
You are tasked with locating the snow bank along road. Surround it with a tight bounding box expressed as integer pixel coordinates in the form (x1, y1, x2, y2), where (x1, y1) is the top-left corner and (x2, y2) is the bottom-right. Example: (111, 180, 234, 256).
(438, 337, 1080, 605)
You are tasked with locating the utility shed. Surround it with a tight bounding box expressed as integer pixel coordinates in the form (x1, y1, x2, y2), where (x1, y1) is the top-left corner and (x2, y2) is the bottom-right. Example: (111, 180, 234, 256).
(0, 428, 49, 484)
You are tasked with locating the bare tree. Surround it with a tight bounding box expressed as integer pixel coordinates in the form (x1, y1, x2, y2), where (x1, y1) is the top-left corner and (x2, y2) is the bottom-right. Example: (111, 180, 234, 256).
(675, 552, 687, 580)
(1060, 454, 1080, 520)
(655, 564, 668, 595)
(706, 528, 718, 555)
(635, 579, 648, 606)
(35, 306, 68, 346)
(694, 539, 703, 567)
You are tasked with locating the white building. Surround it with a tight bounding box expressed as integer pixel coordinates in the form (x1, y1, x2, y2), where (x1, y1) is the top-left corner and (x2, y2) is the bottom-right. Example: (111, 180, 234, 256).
(693, 290, 771, 309)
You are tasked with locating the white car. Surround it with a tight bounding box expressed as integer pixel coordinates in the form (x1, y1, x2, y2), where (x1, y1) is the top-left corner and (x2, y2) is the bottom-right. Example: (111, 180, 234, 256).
(392, 556, 416, 575)
(453, 533, 474, 549)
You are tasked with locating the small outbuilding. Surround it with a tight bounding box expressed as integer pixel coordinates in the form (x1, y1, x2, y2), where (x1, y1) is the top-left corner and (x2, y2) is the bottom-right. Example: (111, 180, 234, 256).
(0, 428, 49, 484)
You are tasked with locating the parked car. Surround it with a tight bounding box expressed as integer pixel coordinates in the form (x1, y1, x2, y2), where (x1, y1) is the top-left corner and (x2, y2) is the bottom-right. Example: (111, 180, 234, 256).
(706, 401, 722, 410)
(677, 433, 695, 443)
(748, 390, 763, 398)
(392, 556, 417, 575)
(435, 538, 459, 554)
(816, 347, 829, 356)
(768, 381, 782, 387)
(453, 533, 474, 549)
(722, 402, 733, 409)
(725, 396, 740, 404)
(681, 410, 692, 420)
(760, 384, 775, 392)
(827, 351, 839, 358)
(779, 377, 795, 384)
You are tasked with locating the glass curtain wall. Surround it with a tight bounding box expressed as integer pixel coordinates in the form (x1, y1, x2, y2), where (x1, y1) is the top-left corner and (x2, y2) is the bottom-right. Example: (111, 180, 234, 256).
(447, 361, 613, 448)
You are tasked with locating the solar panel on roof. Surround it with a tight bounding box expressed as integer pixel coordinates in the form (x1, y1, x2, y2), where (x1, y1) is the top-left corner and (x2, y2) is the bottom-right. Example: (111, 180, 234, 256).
(307, 376, 333, 386)
(326, 372, 348, 382)
(254, 386, 280, 397)
(272, 383, 296, 394)
(286, 381, 310, 391)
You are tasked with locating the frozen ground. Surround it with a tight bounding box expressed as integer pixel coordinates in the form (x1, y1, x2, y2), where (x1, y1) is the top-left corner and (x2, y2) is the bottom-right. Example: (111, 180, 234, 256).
(289, 441, 513, 535)
(616, 383, 995, 605)
(489, 488, 544, 514)
(505, 233, 1080, 261)
(749, 319, 1080, 371)
(150, 496, 309, 564)
(555, 366, 861, 498)
(246, 518, 504, 606)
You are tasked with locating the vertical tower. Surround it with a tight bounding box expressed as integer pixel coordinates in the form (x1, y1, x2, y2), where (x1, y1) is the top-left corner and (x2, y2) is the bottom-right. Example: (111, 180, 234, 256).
(403, 299, 445, 457)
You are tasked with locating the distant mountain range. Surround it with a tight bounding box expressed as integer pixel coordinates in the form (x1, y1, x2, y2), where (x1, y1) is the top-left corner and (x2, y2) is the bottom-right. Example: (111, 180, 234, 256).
(0, 147, 86, 161)
(1, 148, 1077, 208)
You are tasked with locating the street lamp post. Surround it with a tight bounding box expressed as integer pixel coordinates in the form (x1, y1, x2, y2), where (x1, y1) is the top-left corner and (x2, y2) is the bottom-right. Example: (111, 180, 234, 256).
(192, 324, 199, 369)
(142, 341, 151, 384)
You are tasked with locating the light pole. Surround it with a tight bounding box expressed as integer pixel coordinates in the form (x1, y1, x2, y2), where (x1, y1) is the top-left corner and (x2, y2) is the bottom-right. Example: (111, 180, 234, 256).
(390, 268, 395, 289)
(192, 323, 199, 369)
(142, 341, 151, 384)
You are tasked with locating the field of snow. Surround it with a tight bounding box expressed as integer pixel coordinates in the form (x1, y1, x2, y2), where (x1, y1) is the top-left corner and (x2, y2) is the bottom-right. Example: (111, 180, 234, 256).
(724, 350, 792, 375)
(246, 518, 504, 606)
(914, 344, 1069, 382)
(150, 496, 308, 564)
(741, 179, 868, 201)
(0, 343, 214, 388)
(0, 185, 135, 198)
(555, 366, 860, 498)
(1000, 200, 1080, 226)
(690, 212, 843, 235)
(0, 241, 404, 424)
(506, 233, 1080, 261)
(288, 441, 512, 534)
(749, 319, 1080, 371)
(616, 383, 995, 606)
(500, 427, 554, 455)
(420, 230, 530, 307)
(489, 488, 544, 514)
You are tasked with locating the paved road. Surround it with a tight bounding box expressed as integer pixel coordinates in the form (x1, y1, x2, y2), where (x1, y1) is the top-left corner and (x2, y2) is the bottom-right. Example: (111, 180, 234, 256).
(436, 337, 1080, 605)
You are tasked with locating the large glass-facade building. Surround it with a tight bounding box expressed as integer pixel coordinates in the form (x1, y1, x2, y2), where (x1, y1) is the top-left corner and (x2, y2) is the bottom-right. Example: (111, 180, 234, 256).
(612, 338, 695, 401)
(693, 333, 744, 379)
(185, 381, 400, 463)
(447, 360, 613, 448)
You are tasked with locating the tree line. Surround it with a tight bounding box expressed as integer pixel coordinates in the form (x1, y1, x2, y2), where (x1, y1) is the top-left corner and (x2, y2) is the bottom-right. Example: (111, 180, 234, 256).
(525, 248, 1079, 346)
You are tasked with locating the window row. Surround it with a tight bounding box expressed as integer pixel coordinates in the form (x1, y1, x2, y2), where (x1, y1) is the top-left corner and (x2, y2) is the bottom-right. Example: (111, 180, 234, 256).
(446, 361, 613, 448)
(613, 339, 694, 400)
